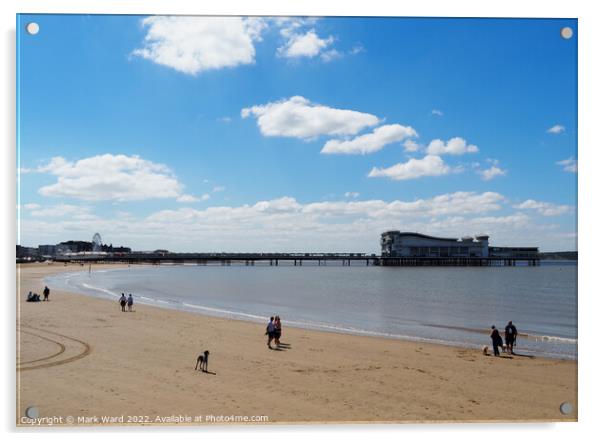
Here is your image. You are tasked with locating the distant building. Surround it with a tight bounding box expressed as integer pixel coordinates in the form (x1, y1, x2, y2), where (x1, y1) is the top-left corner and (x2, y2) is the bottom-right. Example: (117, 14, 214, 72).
(381, 232, 490, 258)
(38, 244, 57, 257)
(110, 246, 132, 254)
(488, 247, 540, 259)
(16, 245, 39, 259)
(57, 240, 93, 254)
(381, 231, 538, 259)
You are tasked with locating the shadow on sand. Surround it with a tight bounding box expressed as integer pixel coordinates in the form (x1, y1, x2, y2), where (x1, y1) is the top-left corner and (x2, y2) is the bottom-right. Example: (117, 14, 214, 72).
(511, 353, 535, 359)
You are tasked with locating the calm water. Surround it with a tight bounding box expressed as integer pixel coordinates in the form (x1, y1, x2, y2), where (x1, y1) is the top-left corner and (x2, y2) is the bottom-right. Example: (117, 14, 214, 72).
(46, 262, 577, 359)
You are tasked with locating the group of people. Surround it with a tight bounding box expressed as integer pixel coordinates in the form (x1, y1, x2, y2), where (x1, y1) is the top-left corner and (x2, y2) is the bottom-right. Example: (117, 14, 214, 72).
(490, 321, 518, 356)
(26, 286, 50, 302)
(265, 316, 282, 349)
(119, 293, 134, 312)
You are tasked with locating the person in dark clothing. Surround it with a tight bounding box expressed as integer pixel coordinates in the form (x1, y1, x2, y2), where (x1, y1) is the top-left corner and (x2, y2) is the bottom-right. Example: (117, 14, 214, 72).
(27, 292, 41, 302)
(504, 321, 518, 355)
(43, 286, 50, 301)
(127, 294, 134, 312)
(274, 316, 282, 347)
(119, 293, 127, 312)
(490, 325, 503, 356)
(265, 316, 275, 349)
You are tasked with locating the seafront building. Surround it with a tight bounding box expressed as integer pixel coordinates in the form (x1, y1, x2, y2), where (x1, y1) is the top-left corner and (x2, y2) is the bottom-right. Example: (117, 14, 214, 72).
(380, 231, 538, 259)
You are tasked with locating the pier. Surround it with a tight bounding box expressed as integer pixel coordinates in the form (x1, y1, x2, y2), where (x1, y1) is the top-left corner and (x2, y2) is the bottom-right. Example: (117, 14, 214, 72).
(53, 252, 539, 267)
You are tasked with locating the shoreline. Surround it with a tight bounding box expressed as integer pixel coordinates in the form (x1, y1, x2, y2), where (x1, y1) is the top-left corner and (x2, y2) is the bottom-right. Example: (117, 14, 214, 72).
(43, 263, 576, 361)
(17, 262, 578, 424)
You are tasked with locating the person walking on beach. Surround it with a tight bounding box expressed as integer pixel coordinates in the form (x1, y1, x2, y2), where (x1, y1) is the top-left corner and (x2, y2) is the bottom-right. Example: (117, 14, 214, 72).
(119, 293, 127, 312)
(490, 325, 504, 356)
(127, 294, 134, 312)
(504, 321, 518, 355)
(266, 316, 275, 349)
(43, 286, 50, 301)
(274, 316, 282, 347)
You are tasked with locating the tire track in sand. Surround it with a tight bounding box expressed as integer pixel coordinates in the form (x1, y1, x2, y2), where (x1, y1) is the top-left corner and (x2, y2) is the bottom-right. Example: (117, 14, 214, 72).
(18, 330, 66, 364)
(17, 325, 91, 371)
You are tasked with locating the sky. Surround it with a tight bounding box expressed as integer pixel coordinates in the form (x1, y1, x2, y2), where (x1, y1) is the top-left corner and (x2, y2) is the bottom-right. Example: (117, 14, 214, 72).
(16, 14, 577, 253)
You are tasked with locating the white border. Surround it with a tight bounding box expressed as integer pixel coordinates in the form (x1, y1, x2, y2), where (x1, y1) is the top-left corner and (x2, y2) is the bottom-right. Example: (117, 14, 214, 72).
(3, 1, 600, 440)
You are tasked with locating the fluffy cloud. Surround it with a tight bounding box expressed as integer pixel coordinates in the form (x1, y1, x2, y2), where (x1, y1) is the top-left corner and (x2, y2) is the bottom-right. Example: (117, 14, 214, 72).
(274, 18, 341, 61)
(426, 137, 479, 156)
(277, 29, 334, 58)
(344, 192, 360, 198)
(36, 154, 197, 202)
(241, 96, 380, 139)
(556, 157, 577, 173)
(177, 194, 209, 203)
(22, 191, 575, 253)
(547, 124, 566, 134)
(403, 139, 421, 152)
(514, 199, 572, 216)
(368, 155, 450, 181)
(132, 16, 266, 75)
(302, 192, 505, 218)
(478, 165, 507, 181)
(21, 203, 98, 221)
(431, 109, 444, 116)
(321, 124, 417, 155)
(320, 49, 343, 62)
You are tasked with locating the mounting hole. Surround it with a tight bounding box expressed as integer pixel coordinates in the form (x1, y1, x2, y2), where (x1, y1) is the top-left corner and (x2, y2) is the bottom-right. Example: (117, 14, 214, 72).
(25, 22, 40, 35)
(25, 406, 39, 419)
(559, 401, 573, 415)
(560, 27, 573, 40)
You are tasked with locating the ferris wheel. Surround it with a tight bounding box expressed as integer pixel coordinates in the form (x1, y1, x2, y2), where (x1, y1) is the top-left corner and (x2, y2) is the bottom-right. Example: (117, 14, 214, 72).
(92, 233, 102, 251)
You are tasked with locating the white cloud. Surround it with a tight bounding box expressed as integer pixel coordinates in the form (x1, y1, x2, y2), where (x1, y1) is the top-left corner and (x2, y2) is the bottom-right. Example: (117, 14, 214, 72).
(36, 154, 192, 202)
(20, 191, 575, 253)
(344, 192, 360, 198)
(556, 157, 577, 173)
(547, 124, 566, 134)
(277, 29, 334, 58)
(132, 16, 266, 75)
(431, 109, 444, 116)
(368, 155, 450, 181)
(514, 199, 572, 216)
(320, 49, 343, 62)
(426, 137, 479, 156)
(27, 204, 95, 219)
(478, 165, 507, 181)
(242, 96, 380, 140)
(212, 186, 226, 193)
(253, 196, 302, 213)
(403, 139, 421, 152)
(321, 124, 418, 155)
(177, 194, 202, 203)
(22, 203, 41, 210)
(303, 192, 505, 218)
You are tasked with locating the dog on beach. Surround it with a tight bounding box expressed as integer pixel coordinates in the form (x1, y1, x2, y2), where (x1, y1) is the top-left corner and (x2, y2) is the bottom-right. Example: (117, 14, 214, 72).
(482, 344, 508, 356)
(195, 350, 210, 372)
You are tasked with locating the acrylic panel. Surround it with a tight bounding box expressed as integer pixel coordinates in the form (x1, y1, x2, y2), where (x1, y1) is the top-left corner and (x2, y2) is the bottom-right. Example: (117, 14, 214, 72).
(16, 14, 577, 426)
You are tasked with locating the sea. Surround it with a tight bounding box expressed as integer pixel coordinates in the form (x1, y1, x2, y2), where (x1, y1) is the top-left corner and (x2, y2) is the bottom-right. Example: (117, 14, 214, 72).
(45, 261, 577, 360)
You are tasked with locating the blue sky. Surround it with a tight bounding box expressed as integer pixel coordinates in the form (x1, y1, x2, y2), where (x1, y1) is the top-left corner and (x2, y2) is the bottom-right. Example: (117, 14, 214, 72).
(17, 15, 577, 252)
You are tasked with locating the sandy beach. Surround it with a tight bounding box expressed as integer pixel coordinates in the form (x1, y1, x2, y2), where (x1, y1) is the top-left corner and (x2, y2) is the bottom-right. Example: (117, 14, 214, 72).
(16, 263, 577, 425)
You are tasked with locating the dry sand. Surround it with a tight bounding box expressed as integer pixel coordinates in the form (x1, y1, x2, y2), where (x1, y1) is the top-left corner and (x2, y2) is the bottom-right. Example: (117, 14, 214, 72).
(16, 263, 577, 426)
